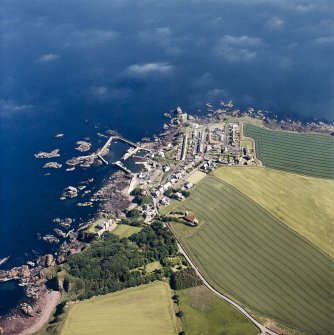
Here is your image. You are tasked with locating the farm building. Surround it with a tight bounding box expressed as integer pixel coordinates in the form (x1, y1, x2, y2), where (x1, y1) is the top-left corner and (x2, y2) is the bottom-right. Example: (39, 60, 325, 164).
(184, 213, 199, 226)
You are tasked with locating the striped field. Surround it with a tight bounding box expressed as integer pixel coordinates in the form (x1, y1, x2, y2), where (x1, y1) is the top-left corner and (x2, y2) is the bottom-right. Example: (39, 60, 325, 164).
(214, 166, 334, 258)
(170, 175, 334, 335)
(244, 124, 334, 179)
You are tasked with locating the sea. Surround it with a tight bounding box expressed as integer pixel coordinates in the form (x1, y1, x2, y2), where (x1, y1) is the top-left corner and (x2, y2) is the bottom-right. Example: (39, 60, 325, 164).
(1, 0, 333, 316)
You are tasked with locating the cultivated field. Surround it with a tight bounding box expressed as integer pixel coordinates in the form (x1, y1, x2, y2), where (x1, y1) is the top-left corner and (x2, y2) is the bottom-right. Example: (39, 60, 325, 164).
(170, 175, 334, 335)
(186, 170, 207, 184)
(112, 224, 142, 238)
(244, 124, 334, 179)
(214, 167, 334, 258)
(60, 281, 178, 335)
(178, 285, 258, 335)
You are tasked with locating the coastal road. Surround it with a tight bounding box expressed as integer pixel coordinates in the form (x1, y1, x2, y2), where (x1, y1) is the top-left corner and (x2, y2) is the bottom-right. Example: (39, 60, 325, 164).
(176, 242, 281, 335)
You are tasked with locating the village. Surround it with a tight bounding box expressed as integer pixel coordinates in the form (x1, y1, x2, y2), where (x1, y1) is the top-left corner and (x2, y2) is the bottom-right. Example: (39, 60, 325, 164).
(83, 103, 259, 237)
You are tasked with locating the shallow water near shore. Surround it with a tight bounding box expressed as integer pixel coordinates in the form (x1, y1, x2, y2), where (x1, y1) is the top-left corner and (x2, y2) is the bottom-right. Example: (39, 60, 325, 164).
(0, 281, 25, 316)
(1, 0, 333, 317)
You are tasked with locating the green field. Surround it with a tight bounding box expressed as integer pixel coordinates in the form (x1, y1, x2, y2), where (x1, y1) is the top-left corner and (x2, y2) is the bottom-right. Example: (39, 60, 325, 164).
(86, 219, 106, 234)
(159, 200, 181, 216)
(178, 285, 258, 335)
(244, 124, 334, 179)
(112, 224, 142, 238)
(60, 281, 178, 335)
(214, 167, 334, 258)
(170, 175, 334, 335)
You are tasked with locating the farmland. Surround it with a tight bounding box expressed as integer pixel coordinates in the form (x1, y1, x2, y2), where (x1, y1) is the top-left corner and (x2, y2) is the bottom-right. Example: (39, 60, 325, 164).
(60, 281, 178, 335)
(178, 285, 258, 335)
(244, 124, 334, 179)
(170, 175, 334, 335)
(214, 167, 334, 258)
(186, 170, 207, 184)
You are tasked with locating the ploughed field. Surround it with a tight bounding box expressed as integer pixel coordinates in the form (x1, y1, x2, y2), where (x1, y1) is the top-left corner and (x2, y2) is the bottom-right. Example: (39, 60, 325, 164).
(214, 166, 334, 258)
(170, 175, 334, 335)
(60, 281, 178, 335)
(244, 124, 334, 179)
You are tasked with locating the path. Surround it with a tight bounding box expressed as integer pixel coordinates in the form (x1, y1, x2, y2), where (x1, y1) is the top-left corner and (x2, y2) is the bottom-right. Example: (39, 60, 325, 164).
(176, 242, 281, 335)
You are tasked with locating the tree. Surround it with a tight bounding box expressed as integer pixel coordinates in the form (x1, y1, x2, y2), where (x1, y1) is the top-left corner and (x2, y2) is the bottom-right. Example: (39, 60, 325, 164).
(127, 208, 141, 218)
(171, 268, 202, 290)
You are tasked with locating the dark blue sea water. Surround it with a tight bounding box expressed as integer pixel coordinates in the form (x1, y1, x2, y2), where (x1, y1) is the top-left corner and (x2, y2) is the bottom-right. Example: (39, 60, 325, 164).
(1, 0, 333, 315)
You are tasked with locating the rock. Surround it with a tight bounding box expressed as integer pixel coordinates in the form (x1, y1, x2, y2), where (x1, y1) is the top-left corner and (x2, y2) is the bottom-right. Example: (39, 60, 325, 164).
(75, 141, 91, 152)
(0, 256, 10, 267)
(46, 254, 55, 267)
(20, 265, 30, 278)
(0, 326, 4, 334)
(42, 234, 60, 244)
(43, 162, 62, 169)
(62, 186, 78, 199)
(77, 202, 93, 207)
(20, 303, 34, 317)
(34, 149, 60, 159)
(56, 254, 67, 264)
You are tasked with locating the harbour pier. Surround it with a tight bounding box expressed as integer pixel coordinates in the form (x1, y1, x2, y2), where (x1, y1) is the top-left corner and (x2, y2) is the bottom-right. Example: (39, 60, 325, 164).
(112, 161, 132, 174)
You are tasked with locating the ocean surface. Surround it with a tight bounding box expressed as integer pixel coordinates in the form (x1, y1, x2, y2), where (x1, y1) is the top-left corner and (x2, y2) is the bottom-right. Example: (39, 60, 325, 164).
(1, 0, 333, 316)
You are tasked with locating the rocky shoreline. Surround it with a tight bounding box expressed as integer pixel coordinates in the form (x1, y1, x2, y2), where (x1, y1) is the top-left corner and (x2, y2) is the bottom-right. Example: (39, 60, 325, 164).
(3, 103, 333, 334)
(0, 289, 61, 335)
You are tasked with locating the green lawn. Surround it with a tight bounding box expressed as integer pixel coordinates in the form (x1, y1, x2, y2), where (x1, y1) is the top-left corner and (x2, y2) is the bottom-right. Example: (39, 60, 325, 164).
(244, 124, 334, 179)
(159, 200, 181, 216)
(86, 219, 106, 234)
(214, 166, 334, 258)
(112, 224, 142, 238)
(145, 261, 162, 273)
(178, 285, 258, 335)
(60, 281, 178, 335)
(170, 175, 334, 335)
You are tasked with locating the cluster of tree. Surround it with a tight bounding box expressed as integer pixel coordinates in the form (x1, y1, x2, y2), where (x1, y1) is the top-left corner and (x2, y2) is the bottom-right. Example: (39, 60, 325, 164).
(171, 268, 202, 290)
(129, 221, 178, 261)
(66, 221, 177, 299)
(131, 187, 153, 206)
(120, 218, 143, 227)
(164, 188, 190, 199)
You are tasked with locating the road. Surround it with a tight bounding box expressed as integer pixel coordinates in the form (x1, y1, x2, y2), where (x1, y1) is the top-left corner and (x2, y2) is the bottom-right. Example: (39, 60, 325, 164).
(176, 242, 281, 335)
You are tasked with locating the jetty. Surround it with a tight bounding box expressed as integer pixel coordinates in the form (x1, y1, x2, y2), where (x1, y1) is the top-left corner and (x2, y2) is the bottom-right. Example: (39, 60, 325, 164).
(117, 136, 137, 147)
(99, 136, 115, 155)
(73, 135, 149, 169)
(97, 154, 108, 165)
(112, 161, 132, 174)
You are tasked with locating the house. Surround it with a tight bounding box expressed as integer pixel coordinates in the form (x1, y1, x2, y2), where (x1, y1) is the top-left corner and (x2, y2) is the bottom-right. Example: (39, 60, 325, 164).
(152, 189, 161, 197)
(170, 178, 178, 184)
(160, 196, 171, 206)
(185, 182, 193, 189)
(97, 219, 116, 237)
(175, 192, 185, 200)
(141, 205, 156, 220)
(184, 213, 199, 226)
(163, 165, 171, 172)
(163, 182, 172, 191)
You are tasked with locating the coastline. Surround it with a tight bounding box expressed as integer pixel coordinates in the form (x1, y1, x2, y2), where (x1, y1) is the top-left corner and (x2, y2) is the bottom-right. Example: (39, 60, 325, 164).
(1, 103, 333, 334)
(0, 289, 60, 335)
